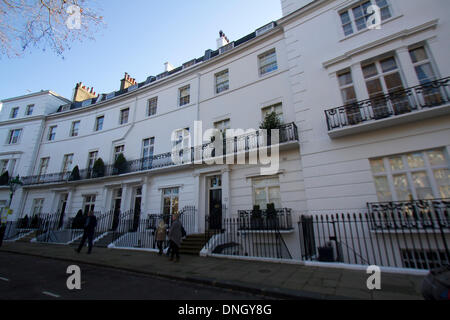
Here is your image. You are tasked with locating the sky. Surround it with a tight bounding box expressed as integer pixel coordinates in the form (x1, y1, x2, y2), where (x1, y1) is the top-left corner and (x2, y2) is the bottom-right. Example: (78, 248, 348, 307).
(0, 0, 282, 101)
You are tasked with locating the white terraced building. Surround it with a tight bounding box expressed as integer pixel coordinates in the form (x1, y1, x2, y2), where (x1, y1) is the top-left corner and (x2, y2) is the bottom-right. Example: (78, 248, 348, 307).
(1, 0, 449, 268)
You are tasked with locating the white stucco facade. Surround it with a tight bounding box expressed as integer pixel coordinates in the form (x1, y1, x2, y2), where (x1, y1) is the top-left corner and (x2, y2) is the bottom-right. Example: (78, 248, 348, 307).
(1, 0, 449, 263)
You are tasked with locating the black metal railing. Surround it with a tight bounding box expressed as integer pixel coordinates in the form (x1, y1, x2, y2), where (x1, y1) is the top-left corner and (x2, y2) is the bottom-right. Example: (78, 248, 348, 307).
(325, 77, 450, 131)
(237, 208, 293, 231)
(204, 215, 292, 259)
(367, 199, 450, 230)
(111, 206, 197, 249)
(298, 210, 449, 270)
(21, 123, 298, 186)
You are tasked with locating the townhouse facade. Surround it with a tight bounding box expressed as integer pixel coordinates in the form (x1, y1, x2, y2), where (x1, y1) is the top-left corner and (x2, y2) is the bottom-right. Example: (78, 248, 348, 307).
(1, 0, 449, 267)
(0, 91, 71, 215)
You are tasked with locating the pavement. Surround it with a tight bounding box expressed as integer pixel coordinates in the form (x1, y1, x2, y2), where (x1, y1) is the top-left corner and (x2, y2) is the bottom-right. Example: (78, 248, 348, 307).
(0, 242, 426, 300)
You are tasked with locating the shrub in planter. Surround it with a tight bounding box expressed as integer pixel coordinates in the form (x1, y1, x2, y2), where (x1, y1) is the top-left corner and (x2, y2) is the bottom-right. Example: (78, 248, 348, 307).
(69, 166, 81, 181)
(259, 112, 282, 146)
(251, 205, 262, 229)
(71, 210, 84, 229)
(19, 215, 29, 228)
(266, 203, 278, 229)
(30, 215, 40, 229)
(92, 158, 105, 178)
(114, 153, 128, 175)
(0, 171, 9, 186)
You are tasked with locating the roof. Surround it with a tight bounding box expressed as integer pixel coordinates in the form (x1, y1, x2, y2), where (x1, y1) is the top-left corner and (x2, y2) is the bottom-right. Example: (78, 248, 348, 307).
(1, 90, 71, 104)
(55, 22, 277, 114)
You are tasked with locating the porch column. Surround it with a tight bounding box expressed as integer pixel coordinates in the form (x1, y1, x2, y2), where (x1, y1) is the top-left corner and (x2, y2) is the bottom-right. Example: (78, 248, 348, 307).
(193, 173, 200, 233)
(141, 176, 149, 216)
(65, 189, 74, 219)
(221, 167, 231, 218)
(350, 63, 369, 101)
(396, 46, 420, 88)
(120, 184, 129, 213)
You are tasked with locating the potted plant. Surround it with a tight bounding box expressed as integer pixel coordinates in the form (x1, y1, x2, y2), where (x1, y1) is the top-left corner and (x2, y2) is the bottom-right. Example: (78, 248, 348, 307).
(114, 153, 128, 175)
(318, 242, 335, 262)
(0, 171, 9, 186)
(69, 166, 81, 181)
(259, 111, 282, 146)
(266, 203, 278, 229)
(92, 158, 105, 178)
(251, 205, 262, 229)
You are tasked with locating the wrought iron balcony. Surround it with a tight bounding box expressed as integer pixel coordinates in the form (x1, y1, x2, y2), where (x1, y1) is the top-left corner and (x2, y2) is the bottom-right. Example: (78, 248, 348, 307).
(367, 198, 450, 230)
(238, 208, 293, 231)
(21, 123, 298, 186)
(325, 77, 450, 135)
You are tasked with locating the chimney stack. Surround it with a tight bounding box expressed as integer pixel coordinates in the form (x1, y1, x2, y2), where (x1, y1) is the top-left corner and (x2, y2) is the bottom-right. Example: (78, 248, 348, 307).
(164, 62, 174, 72)
(73, 82, 97, 102)
(120, 72, 138, 91)
(217, 30, 230, 49)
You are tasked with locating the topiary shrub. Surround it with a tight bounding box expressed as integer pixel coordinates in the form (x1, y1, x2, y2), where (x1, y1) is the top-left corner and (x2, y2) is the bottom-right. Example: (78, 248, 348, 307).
(260, 111, 282, 130)
(114, 153, 128, 175)
(0, 171, 9, 186)
(69, 166, 81, 181)
(92, 158, 105, 178)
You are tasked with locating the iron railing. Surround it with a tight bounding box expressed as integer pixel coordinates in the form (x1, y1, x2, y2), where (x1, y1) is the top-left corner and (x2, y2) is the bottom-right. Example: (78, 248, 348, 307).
(204, 214, 292, 260)
(298, 210, 449, 270)
(367, 199, 450, 230)
(21, 123, 298, 186)
(237, 208, 293, 231)
(325, 76, 450, 131)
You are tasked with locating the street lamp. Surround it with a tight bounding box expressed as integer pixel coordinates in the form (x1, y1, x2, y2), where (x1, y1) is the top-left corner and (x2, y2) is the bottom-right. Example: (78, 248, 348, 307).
(0, 175, 23, 247)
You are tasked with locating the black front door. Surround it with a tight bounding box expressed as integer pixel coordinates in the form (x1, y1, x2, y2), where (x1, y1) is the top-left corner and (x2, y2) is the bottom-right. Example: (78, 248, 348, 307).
(209, 189, 222, 230)
(132, 196, 141, 232)
(112, 199, 121, 231)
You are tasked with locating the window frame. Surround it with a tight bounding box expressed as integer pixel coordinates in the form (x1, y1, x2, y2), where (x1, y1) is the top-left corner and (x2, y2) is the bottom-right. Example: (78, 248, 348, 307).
(48, 126, 57, 141)
(338, 0, 393, 37)
(61, 153, 74, 173)
(7, 129, 22, 145)
(25, 104, 34, 116)
(70, 121, 80, 137)
(87, 150, 99, 170)
(147, 97, 158, 117)
(38, 157, 50, 176)
(119, 108, 130, 125)
(252, 176, 282, 210)
(95, 115, 104, 132)
(370, 149, 450, 201)
(261, 103, 284, 124)
(258, 49, 278, 76)
(179, 85, 191, 107)
(10, 107, 19, 119)
(215, 69, 229, 94)
(32, 198, 45, 216)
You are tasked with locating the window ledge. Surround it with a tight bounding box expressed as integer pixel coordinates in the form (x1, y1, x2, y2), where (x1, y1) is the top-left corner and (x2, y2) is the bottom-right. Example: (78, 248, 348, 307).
(338, 14, 403, 43)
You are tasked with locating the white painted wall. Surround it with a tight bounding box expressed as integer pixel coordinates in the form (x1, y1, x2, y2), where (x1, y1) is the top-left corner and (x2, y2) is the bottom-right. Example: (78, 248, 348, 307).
(282, 0, 450, 213)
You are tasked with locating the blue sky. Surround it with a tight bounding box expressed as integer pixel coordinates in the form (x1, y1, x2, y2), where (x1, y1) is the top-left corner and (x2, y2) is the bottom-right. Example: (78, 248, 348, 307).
(0, 0, 282, 100)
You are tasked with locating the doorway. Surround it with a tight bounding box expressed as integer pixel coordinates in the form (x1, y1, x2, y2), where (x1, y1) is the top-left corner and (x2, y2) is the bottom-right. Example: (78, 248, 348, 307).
(132, 187, 142, 231)
(111, 188, 122, 231)
(57, 193, 68, 229)
(208, 175, 222, 230)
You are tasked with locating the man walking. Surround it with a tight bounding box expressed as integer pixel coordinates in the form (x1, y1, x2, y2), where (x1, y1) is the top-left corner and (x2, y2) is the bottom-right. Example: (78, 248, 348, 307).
(75, 211, 97, 254)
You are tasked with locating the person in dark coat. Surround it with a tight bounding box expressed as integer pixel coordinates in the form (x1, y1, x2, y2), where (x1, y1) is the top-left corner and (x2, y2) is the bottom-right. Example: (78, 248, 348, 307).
(75, 211, 97, 254)
(168, 213, 183, 262)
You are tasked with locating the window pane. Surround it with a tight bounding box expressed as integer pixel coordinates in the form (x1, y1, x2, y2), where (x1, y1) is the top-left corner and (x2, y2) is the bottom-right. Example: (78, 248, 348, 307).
(407, 153, 425, 169)
(384, 72, 404, 92)
(268, 187, 281, 208)
(380, 57, 398, 73)
(370, 159, 386, 173)
(409, 47, 428, 63)
(393, 174, 412, 201)
(374, 176, 392, 201)
(362, 63, 378, 79)
(390, 157, 404, 171)
(434, 169, 450, 198)
(414, 63, 436, 84)
(427, 150, 446, 166)
(341, 87, 357, 104)
(340, 11, 351, 24)
(338, 72, 353, 86)
(366, 78, 383, 96)
(412, 172, 433, 200)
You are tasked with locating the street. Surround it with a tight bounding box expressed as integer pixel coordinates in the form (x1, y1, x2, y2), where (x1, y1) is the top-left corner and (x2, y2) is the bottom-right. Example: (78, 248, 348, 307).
(0, 252, 273, 300)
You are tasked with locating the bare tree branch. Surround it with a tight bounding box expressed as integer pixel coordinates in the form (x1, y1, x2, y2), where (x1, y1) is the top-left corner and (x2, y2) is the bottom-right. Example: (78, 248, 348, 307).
(0, 0, 104, 57)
